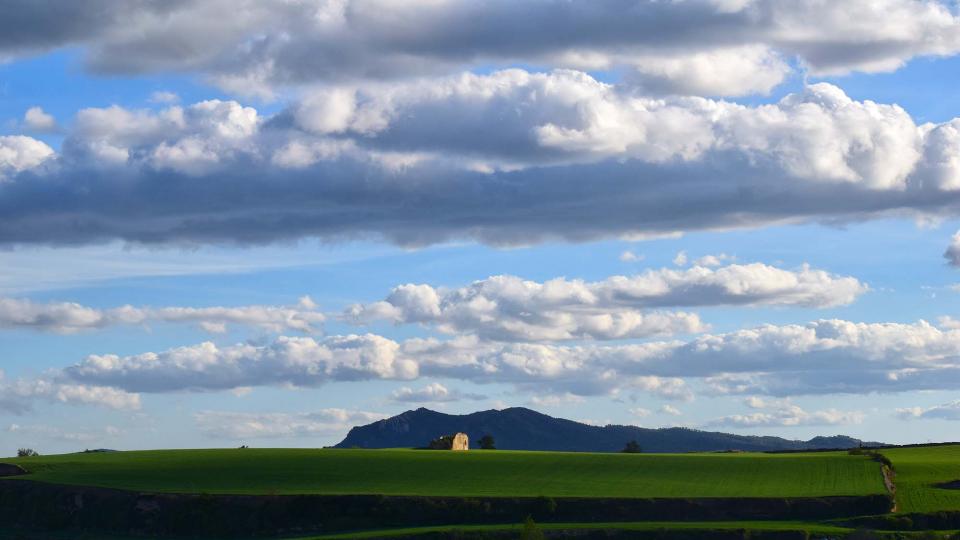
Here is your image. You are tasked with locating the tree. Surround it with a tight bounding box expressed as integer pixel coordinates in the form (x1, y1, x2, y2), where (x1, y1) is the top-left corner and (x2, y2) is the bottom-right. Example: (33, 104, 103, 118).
(519, 516, 544, 540)
(17, 448, 39, 457)
(621, 440, 642, 453)
(478, 434, 496, 450)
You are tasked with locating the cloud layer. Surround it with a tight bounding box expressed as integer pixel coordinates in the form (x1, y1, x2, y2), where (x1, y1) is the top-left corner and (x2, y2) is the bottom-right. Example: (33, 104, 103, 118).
(8, 317, 954, 413)
(4, 1, 960, 97)
(708, 397, 864, 427)
(2, 77, 959, 248)
(346, 263, 865, 341)
(0, 296, 324, 334)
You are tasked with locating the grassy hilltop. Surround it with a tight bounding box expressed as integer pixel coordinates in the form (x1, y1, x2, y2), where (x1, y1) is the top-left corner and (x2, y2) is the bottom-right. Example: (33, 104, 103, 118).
(10, 447, 885, 498)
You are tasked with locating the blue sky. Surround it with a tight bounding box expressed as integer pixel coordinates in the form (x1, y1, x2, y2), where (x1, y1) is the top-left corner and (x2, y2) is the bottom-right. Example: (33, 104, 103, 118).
(2, 0, 960, 453)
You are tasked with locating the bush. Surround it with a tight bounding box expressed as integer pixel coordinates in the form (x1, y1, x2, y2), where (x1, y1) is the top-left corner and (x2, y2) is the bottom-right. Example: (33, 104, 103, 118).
(621, 440, 642, 453)
(16, 448, 38, 458)
(479, 435, 496, 450)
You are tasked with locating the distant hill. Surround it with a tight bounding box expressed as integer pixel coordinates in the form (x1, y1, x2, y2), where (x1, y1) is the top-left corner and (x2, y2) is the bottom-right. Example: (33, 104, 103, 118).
(334, 407, 882, 452)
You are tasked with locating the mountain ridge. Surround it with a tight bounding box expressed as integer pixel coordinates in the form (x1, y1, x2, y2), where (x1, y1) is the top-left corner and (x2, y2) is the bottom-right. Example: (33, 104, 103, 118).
(334, 407, 882, 452)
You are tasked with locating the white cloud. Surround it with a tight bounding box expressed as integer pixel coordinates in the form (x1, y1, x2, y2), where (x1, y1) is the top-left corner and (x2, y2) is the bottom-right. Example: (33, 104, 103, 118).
(194, 409, 386, 439)
(64, 334, 418, 393)
(23, 107, 57, 133)
(0, 135, 54, 177)
(673, 251, 689, 266)
(619, 250, 643, 262)
(946, 231, 960, 267)
(629, 407, 652, 418)
(708, 398, 864, 427)
(692, 254, 735, 267)
(345, 263, 865, 341)
(897, 400, 960, 420)
(529, 392, 586, 408)
(625, 45, 790, 97)
(11, 316, 960, 407)
(148, 91, 180, 104)
(0, 371, 140, 414)
(660, 404, 683, 416)
(390, 382, 485, 403)
(939, 316, 960, 330)
(0, 296, 325, 334)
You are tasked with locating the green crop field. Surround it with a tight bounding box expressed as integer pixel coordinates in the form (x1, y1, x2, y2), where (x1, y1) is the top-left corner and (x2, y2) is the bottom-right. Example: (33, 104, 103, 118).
(884, 445, 960, 513)
(5, 447, 885, 498)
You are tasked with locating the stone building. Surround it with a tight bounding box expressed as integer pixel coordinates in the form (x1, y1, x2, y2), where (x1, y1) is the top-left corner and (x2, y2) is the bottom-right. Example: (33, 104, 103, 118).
(428, 432, 470, 450)
(451, 432, 469, 451)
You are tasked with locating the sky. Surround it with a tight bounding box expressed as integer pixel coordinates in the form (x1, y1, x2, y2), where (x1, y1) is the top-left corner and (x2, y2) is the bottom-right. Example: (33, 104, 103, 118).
(3, 0, 960, 454)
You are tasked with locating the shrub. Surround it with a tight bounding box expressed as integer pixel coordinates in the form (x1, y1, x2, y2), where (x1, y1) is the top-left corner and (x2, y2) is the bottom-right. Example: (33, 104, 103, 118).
(621, 440, 642, 453)
(479, 435, 496, 450)
(16, 448, 38, 458)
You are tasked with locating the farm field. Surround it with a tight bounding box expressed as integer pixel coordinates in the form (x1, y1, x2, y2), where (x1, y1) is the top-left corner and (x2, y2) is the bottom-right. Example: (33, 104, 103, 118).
(6, 447, 885, 498)
(884, 445, 960, 513)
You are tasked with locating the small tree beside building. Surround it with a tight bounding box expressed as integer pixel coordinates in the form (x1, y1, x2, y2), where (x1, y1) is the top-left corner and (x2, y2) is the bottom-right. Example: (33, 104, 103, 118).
(478, 434, 496, 450)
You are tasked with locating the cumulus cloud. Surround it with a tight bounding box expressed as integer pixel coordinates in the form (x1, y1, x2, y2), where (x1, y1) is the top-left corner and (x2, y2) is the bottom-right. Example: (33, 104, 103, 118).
(3, 0, 960, 97)
(708, 398, 864, 428)
(660, 404, 683, 416)
(63, 334, 418, 393)
(193, 409, 386, 439)
(148, 91, 179, 104)
(529, 392, 586, 408)
(619, 250, 643, 262)
(345, 263, 865, 341)
(0, 135, 54, 177)
(390, 382, 485, 403)
(12, 317, 960, 406)
(0, 371, 140, 414)
(2, 78, 960, 247)
(946, 231, 960, 267)
(23, 107, 57, 133)
(406, 319, 960, 397)
(0, 296, 325, 334)
(897, 401, 960, 420)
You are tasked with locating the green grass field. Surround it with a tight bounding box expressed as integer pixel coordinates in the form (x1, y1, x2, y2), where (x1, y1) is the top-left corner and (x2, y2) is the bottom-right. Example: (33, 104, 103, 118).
(884, 445, 960, 513)
(5, 447, 885, 498)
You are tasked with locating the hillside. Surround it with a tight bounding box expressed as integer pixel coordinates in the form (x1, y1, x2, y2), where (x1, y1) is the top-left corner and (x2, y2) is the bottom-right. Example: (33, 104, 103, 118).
(335, 407, 880, 452)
